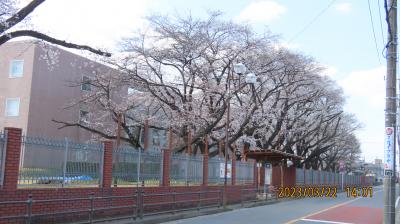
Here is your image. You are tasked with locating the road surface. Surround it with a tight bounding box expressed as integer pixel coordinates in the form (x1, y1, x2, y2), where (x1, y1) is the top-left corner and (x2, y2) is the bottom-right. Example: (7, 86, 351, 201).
(163, 186, 384, 224)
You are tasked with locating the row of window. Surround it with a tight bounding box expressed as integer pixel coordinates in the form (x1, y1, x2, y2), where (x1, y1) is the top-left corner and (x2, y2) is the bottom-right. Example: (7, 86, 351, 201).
(4, 97, 89, 125)
(9, 60, 141, 97)
(8, 60, 93, 93)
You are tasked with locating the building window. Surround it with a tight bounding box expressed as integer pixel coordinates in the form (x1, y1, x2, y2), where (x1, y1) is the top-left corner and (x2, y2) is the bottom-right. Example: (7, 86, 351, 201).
(79, 110, 89, 125)
(81, 76, 91, 91)
(9, 60, 24, 78)
(5, 98, 20, 117)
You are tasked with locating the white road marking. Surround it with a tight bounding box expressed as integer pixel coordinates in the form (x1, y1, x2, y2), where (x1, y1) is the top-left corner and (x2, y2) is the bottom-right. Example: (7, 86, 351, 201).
(396, 196, 400, 208)
(301, 218, 354, 224)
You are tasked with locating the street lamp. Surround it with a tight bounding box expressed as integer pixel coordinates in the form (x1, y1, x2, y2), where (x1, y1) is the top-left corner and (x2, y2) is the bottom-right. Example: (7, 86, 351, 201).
(223, 62, 256, 207)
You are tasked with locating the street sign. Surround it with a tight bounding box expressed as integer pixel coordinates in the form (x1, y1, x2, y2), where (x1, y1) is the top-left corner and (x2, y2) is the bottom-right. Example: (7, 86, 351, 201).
(384, 127, 395, 175)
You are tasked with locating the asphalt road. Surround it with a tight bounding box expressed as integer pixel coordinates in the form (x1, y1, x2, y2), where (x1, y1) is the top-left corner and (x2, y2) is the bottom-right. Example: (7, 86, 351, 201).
(162, 186, 384, 224)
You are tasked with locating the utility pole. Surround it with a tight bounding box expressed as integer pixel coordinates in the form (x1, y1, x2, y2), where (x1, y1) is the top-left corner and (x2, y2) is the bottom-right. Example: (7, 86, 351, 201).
(384, 0, 397, 223)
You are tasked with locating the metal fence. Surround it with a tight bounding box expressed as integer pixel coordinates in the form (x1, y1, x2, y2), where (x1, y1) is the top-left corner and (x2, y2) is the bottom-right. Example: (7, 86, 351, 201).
(295, 168, 366, 187)
(0, 132, 6, 186)
(112, 146, 163, 186)
(296, 168, 304, 185)
(208, 156, 228, 185)
(19, 136, 103, 187)
(170, 153, 203, 186)
(235, 160, 254, 185)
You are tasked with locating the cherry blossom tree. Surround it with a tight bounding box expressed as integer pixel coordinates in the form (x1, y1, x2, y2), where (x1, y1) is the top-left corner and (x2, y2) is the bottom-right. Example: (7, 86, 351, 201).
(53, 13, 361, 167)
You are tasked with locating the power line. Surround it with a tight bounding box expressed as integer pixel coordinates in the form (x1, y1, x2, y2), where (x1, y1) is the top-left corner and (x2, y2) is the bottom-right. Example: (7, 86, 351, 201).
(368, 0, 382, 64)
(378, 0, 386, 47)
(289, 0, 337, 42)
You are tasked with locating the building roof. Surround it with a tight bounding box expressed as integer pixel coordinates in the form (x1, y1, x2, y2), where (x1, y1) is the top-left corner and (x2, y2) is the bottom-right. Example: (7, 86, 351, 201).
(244, 147, 303, 162)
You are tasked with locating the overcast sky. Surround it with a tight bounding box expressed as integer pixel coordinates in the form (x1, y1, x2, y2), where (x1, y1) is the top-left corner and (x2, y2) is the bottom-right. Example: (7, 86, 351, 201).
(25, 0, 387, 163)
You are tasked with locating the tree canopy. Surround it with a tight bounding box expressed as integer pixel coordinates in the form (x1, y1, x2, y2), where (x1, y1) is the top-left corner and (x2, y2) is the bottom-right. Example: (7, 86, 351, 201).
(52, 13, 361, 171)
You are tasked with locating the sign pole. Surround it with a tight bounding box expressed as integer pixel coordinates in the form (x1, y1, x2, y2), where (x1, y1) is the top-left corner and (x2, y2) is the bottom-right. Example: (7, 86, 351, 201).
(383, 1, 397, 223)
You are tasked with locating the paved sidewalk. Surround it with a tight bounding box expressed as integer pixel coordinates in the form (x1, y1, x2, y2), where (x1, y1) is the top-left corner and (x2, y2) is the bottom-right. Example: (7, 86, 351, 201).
(80, 199, 279, 224)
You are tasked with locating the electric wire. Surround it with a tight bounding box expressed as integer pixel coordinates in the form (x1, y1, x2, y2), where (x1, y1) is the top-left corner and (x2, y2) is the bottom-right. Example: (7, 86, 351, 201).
(288, 0, 337, 42)
(378, 0, 386, 47)
(368, 0, 382, 64)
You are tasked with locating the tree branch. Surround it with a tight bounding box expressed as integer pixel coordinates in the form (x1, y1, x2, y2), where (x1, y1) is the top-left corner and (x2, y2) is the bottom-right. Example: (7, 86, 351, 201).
(0, 30, 111, 56)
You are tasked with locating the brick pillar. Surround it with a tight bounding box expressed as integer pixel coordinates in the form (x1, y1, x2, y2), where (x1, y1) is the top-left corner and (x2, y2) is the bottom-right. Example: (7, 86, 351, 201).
(102, 141, 113, 188)
(202, 138, 208, 186)
(162, 149, 170, 186)
(231, 156, 236, 186)
(3, 127, 22, 191)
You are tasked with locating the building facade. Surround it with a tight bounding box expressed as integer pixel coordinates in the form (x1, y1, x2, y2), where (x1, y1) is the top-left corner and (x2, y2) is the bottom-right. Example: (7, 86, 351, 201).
(0, 41, 112, 142)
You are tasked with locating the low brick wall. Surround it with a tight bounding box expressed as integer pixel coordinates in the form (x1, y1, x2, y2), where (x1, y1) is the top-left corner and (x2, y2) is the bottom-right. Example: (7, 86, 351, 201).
(0, 185, 253, 223)
(0, 127, 257, 224)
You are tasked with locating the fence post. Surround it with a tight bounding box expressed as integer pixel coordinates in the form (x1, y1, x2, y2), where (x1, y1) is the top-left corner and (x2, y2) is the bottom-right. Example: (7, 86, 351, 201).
(197, 192, 201, 211)
(172, 190, 176, 214)
(231, 156, 236, 186)
(101, 141, 113, 188)
(185, 154, 189, 186)
(241, 189, 243, 207)
(203, 137, 209, 186)
(26, 194, 32, 224)
(3, 127, 22, 191)
(62, 138, 69, 188)
(89, 192, 94, 224)
(137, 148, 141, 187)
(139, 189, 144, 219)
(134, 190, 138, 220)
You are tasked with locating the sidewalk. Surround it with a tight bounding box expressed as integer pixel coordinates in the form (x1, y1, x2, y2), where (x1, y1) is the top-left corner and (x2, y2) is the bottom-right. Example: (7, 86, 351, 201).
(73, 199, 280, 224)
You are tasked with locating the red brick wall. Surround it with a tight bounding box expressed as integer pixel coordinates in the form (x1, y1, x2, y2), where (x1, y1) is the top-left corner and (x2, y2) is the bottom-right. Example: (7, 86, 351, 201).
(0, 185, 251, 223)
